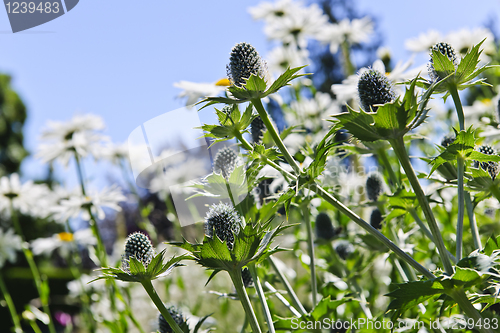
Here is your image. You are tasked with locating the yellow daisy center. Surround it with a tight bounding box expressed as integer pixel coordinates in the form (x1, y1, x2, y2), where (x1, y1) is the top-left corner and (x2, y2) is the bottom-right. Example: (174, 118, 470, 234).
(57, 232, 74, 242)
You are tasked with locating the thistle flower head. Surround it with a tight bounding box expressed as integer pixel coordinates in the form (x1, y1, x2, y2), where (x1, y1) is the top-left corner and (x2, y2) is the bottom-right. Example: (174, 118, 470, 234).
(370, 209, 383, 230)
(227, 42, 268, 88)
(315, 212, 337, 241)
(158, 306, 188, 333)
(365, 172, 385, 202)
(124, 232, 154, 266)
(242, 267, 254, 288)
(441, 134, 456, 147)
(251, 116, 266, 144)
(335, 241, 354, 261)
(428, 42, 458, 82)
(214, 147, 238, 179)
(357, 69, 396, 112)
(219, 105, 233, 125)
(204, 203, 242, 250)
(473, 145, 498, 180)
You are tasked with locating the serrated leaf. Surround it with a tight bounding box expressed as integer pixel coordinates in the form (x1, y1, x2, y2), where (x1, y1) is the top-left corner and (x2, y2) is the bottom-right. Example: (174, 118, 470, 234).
(265, 66, 309, 96)
(429, 128, 476, 176)
(333, 106, 381, 142)
(431, 48, 456, 79)
(456, 40, 484, 82)
(245, 74, 267, 92)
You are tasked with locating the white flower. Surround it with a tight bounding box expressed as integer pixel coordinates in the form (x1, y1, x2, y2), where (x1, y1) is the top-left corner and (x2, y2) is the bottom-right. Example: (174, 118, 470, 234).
(405, 30, 442, 53)
(263, 3, 328, 48)
(287, 92, 340, 130)
(266, 45, 310, 75)
(37, 114, 110, 166)
(0, 228, 22, 268)
(248, 0, 301, 22)
(98, 142, 129, 165)
(173, 80, 227, 106)
(31, 229, 97, 258)
(0, 173, 51, 218)
(446, 27, 495, 61)
(317, 17, 374, 53)
(52, 185, 126, 222)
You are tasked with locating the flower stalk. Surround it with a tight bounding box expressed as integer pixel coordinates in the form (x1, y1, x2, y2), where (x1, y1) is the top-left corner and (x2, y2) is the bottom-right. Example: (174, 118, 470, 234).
(0, 271, 22, 333)
(229, 269, 262, 333)
(248, 264, 275, 333)
(302, 202, 318, 307)
(141, 280, 184, 333)
(389, 137, 454, 275)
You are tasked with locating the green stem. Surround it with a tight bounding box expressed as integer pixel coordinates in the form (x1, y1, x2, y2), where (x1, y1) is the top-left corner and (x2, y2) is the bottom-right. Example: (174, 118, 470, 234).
(240, 316, 248, 333)
(309, 183, 435, 279)
(263, 281, 301, 317)
(340, 40, 355, 76)
(465, 192, 482, 250)
(449, 85, 465, 131)
(409, 209, 457, 264)
(301, 203, 318, 307)
(377, 148, 400, 189)
(456, 157, 465, 261)
(268, 257, 307, 316)
(141, 280, 184, 333)
(252, 98, 301, 174)
(448, 288, 495, 333)
(10, 202, 56, 333)
(229, 269, 262, 333)
(234, 130, 295, 182)
(389, 137, 453, 275)
(0, 271, 22, 333)
(248, 264, 275, 333)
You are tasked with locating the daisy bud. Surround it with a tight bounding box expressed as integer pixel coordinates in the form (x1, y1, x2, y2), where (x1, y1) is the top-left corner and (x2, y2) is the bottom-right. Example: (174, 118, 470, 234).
(441, 134, 456, 147)
(124, 232, 154, 266)
(315, 212, 337, 241)
(370, 209, 383, 230)
(251, 116, 266, 144)
(365, 172, 385, 202)
(227, 42, 268, 87)
(158, 306, 188, 333)
(242, 268, 254, 288)
(335, 241, 354, 261)
(214, 147, 237, 179)
(357, 69, 395, 112)
(428, 42, 458, 82)
(204, 203, 242, 250)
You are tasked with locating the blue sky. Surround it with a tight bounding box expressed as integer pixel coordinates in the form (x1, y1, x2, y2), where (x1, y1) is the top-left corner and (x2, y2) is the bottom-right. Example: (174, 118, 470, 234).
(1, 0, 499, 184)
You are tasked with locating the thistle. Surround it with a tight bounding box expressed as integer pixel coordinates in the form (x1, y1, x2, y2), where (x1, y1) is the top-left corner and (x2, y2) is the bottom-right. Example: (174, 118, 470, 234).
(214, 147, 238, 179)
(204, 203, 242, 250)
(242, 267, 254, 288)
(441, 134, 456, 147)
(124, 232, 154, 267)
(473, 145, 498, 180)
(158, 306, 188, 333)
(251, 116, 266, 144)
(219, 105, 233, 125)
(335, 241, 354, 261)
(227, 42, 268, 88)
(365, 172, 385, 202)
(357, 69, 395, 112)
(315, 212, 338, 241)
(370, 209, 383, 230)
(428, 42, 458, 82)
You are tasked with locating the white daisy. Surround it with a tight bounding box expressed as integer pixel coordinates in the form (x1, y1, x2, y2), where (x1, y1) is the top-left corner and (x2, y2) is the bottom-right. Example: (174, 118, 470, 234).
(405, 30, 442, 53)
(0, 228, 22, 268)
(317, 17, 374, 53)
(37, 114, 110, 166)
(52, 185, 126, 222)
(0, 173, 51, 218)
(266, 45, 310, 76)
(248, 0, 301, 22)
(173, 80, 228, 106)
(446, 27, 495, 61)
(263, 3, 328, 48)
(31, 229, 97, 258)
